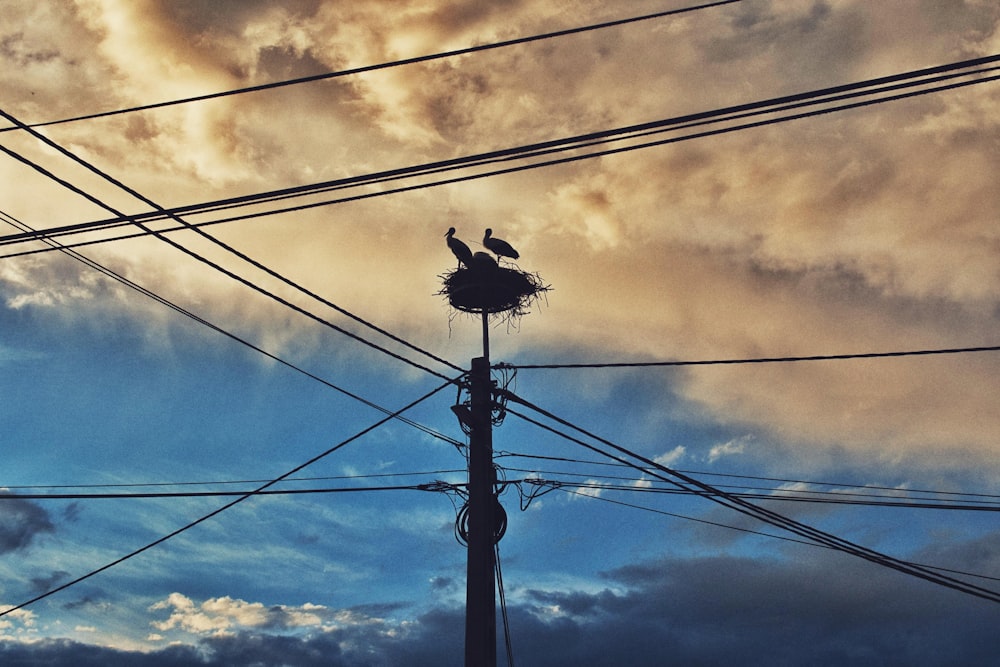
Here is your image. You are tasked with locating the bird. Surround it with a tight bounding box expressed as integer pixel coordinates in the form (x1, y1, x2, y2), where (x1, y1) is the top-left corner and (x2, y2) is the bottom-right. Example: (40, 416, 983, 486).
(471, 251, 497, 269)
(483, 228, 519, 260)
(445, 227, 474, 268)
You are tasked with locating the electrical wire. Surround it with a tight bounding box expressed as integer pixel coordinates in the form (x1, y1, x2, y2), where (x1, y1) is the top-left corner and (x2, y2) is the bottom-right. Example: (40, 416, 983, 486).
(0, 482, 463, 500)
(0, 469, 468, 492)
(497, 451, 1000, 502)
(0, 377, 457, 617)
(516, 477, 1000, 512)
(7, 470, 996, 511)
(0, 148, 457, 385)
(3, 55, 998, 255)
(509, 467, 959, 502)
(0, 209, 463, 450)
(496, 544, 516, 667)
(0, 1, 745, 132)
(0, 109, 463, 378)
(2, 7, 996, 618)
(498, 390, 1000, 603)
(0, 100, 473, 621)
(554, 486, 1000, 584)
(500, 465, 1000, 507)
(505, 346, 1000, 368)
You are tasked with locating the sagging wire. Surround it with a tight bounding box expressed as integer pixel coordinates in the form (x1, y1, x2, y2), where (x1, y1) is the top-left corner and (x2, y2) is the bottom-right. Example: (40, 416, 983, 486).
(454, 499, 508, 547)
(496, 543, 516, 667)
(449, 373, 473, 458)
(511, 477, 564, 511)
(453, 469, 509, 547)
(492, 458, 565, 511)
(433, 481, 469, 548)
(491, 363, 517, 426)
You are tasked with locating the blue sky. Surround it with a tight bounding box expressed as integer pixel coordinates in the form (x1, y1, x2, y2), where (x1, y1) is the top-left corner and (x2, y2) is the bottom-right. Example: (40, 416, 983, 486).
(2, 1, 1000, 665)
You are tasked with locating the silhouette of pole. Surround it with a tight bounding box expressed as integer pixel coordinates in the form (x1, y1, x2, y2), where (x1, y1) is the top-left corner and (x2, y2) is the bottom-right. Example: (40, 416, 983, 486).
(482, 308, 490, 363)
(465, 318, 496, 666)
(441, 237, 546, 665)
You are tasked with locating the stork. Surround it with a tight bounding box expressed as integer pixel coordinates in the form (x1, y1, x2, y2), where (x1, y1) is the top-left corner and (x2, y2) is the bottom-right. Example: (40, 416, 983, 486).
(483, 228, 519, 260)
(445, 227, 474, 268)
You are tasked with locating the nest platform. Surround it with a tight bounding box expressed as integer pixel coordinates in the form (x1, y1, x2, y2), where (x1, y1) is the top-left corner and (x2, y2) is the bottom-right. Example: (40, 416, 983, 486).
(439, 254, 548, 318)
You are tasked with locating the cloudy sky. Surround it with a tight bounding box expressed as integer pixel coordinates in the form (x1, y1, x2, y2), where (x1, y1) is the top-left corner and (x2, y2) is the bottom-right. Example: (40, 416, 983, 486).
(2, 0, 1000, 664)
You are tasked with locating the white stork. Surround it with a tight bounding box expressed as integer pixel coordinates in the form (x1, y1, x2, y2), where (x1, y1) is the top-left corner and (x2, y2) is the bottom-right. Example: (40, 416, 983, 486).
(445, 227, 474, 268)
(483, 228, 519, 260)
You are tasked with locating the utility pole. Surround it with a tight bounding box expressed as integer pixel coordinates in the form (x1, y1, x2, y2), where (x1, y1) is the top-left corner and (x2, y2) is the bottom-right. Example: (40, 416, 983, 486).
(465, 314, 496, 666)
(441, 228, 546, 666)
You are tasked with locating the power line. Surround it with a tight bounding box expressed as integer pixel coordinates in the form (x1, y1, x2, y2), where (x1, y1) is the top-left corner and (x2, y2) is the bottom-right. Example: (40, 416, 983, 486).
(9, 470, 996, 511)
(497, 451, 1000, 501)
(0, 115, 460, 380)
(0, 378, 456, 617)
(517, 477, 1000, 512)
(503, 345, 1000, 369)
(503, 465, 1000, 506)
(0, 1, 745, 132)
(499, 391, 1000, 603)
(0, 209, 463, 450)
(495, 545, 516, 667)
(0, 108, 463, 376)
(0, 468, 467, 492)
(0, 100, 474, 622)
(4, 55, 997, 256)
(0, 482, 463, 501)
(555, 486, 1000, 584)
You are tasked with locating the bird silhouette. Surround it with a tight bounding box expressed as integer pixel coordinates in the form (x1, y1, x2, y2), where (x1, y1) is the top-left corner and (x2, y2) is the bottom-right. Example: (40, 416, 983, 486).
(483, 228, 519, 260)
(471, 251, 497, 269)
(445, 227, 474, 268)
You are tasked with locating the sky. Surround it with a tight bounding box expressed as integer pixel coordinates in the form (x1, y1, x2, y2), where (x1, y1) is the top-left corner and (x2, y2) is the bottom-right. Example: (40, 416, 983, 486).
(1, 0, 1000, 664)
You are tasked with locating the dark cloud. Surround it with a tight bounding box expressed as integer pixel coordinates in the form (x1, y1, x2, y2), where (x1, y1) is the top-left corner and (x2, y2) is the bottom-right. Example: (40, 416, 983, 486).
(0, 32, 61, 66)
(61, 594, 108, 612)
(911, 530, 1000, 576)
(0, 639, 205, 667)
(29, 570, 70, 594)
(4, 545, 1000, 666)
(62, 501, 82, 523)
(346, 601, 408, 617)
(254, 45, 331, 81)
(162, 0, 324, 35)
(198, 633, 347, 666)
(0, 615, 458, 667)
(1, 1, 999, 664)
(0, 496, 55, 553)
(429, 575, 457, 592)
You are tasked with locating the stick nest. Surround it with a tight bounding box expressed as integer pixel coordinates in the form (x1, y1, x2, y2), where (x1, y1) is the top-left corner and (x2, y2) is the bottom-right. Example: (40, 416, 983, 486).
(439, 256, 549, 320)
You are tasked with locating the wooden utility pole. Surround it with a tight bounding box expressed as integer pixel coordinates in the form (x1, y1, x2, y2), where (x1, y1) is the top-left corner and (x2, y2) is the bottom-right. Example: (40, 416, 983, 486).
(464, 319, 496, 666)
(440, 230, 546, 666)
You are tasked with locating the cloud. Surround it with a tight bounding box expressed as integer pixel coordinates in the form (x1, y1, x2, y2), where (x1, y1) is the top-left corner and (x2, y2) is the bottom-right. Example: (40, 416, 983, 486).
(428, 575, 456, 592)
(149, 593, 334, 636)
(146, 593, 410, 642)
(707, 435, 752, 463)
(569, 479, 605, 500)
(0, 603, 463, 666)
(5, 540, 1000, 665)
(0, 344, 45, 364)
(29, 570, 70, 595)
(0, 495, 55, 554)
(653, 445, 685, 467)
(0, 607, 35, 635)
(507, 539, 1000, 665)
(62, 595, 109, 612)
(1, 602, 461, 666)
(2, 2, 1000, 660)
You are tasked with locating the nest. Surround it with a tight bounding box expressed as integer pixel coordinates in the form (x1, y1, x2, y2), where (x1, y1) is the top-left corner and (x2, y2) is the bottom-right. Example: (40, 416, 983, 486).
(439, 253, 549, 321)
